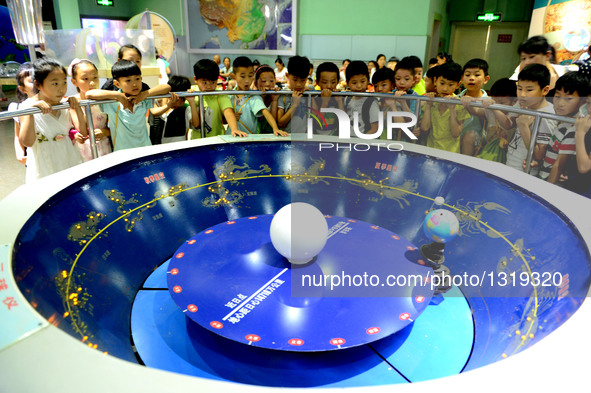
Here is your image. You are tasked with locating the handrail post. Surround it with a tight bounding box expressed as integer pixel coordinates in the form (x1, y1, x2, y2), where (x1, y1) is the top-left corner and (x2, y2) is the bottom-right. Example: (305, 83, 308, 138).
(198, 93, 205, 139)
(85, 103, 99, 159)
(525, 115, 542, 174)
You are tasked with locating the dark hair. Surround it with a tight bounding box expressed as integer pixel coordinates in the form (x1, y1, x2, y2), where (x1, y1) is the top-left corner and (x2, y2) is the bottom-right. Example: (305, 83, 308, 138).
(15, 62, 33, 102)
(342, 59, 351, 65)
(388, 56, 400, 63)
(368, 60, 378, 68)
(518, 63, 550, 88)
(438, 61, 462, 82)
(316, 62, 339, 82)
(32, 58, 67, 89)
(376, 53, 386, 62)
(437, 52, 453, 63)
(345, 60, 369, 82)
(255, 65, 274, 82)
(394, 58, 416, 75)
(463, 58, 489, 76)
(111, 59, 141, 80)
(223, 56, 231, 63)
(428, 57, 438, 66)
(404, 55, 423, 70)
(168, 75, 192, 92)
(118, 44, 142, 60)
(371, 67, 395, 85)
(253, 59, 261, 67)
(426, 65, 442, 79)
(518, 35, 550, 55)
(71, 59, 98, 79)
(490, 77, 517, 97)
(193, 59, 219, 81)
(554, 71, 590, 97)
(233, 56, 253, 70)
(275, 58, 284, 66)
(287, 55, 311, 79)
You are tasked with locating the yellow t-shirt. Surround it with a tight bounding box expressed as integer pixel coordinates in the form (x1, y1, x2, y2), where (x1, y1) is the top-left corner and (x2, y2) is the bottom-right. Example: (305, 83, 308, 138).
(425, 101, 470, 153)
(413, 79, 426, 95)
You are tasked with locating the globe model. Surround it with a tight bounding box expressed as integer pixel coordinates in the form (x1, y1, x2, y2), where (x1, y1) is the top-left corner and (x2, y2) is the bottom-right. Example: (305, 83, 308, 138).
(423, 209, 459, 243)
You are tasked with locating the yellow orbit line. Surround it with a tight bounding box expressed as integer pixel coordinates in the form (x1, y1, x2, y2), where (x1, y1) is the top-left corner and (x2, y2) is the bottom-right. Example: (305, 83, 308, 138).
(65, 173, 538, 354)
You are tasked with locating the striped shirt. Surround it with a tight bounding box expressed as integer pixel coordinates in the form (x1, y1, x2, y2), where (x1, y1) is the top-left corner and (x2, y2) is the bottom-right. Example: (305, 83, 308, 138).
(539, 121, 576, 180)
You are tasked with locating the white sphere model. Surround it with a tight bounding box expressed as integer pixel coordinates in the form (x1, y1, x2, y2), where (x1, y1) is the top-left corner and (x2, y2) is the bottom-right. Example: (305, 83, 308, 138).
(270, 203, 329, 264)
(434, 196, 445, 206)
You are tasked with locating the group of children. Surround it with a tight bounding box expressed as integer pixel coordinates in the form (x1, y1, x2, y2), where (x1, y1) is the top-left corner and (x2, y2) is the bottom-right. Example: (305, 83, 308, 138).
(7, 40, 591, 197)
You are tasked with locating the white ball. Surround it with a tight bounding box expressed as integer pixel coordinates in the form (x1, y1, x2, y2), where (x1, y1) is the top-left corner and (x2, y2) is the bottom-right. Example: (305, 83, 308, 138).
(434, 196, 445, 206)
(270, 203, 329, 265)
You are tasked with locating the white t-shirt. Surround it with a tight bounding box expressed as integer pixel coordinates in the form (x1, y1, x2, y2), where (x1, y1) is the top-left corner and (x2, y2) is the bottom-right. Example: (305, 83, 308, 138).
(345, 97, 380, 134)
(505, 101, 555, 175)
(275, 67, 288, 82)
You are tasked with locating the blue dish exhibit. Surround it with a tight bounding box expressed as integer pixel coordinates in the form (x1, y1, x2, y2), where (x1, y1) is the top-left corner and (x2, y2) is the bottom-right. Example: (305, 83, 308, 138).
(1, 136, 590, 391)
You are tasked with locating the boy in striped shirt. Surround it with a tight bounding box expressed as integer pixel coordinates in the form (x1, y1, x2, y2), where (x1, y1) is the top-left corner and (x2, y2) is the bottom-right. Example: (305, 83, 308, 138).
(539, 72, 589, 183)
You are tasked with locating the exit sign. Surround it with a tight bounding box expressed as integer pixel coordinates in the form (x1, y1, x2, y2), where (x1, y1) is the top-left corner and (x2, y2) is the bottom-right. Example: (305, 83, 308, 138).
(476, 12, 502, 22)
(97, 0, 114, 6)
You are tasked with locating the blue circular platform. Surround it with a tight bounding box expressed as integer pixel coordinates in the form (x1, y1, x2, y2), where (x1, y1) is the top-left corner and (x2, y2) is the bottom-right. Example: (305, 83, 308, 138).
(167, 214, 434, 351)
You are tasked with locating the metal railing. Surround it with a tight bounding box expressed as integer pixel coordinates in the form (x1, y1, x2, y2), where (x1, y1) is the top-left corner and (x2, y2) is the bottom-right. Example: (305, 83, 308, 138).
(0, 90, 575, 173)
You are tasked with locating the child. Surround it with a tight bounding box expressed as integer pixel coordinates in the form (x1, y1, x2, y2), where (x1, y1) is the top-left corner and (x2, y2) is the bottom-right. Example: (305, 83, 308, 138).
(18, 58, 86, 182)
(69, 59, 112, 161)
(254, 65, 279, 133)
(405, 56, 426, 95)
(479, 78, 516, 163)
(85, 60, 171, 151)
(311, 61, 344, 135)
(344, 60, 380, 135)
(8, 62, 34, 165)
(458, 58, 490, 156)
(510, 35, 566, 91)
(372, 67, 398, 139)
(101, 44, 150, 92)
(278, 55, 311, 134)
(150, 75, 200, 144)
(424, 65, 441, 94)
(491, 64, 555, 175)
(393, 58, 420, 112)
(230, 56, 287, 136)
(571, 93, 591, 197)
(420, 62, 471, 153)
(188, 59, 247, 139)
(538, 72, 587, 183)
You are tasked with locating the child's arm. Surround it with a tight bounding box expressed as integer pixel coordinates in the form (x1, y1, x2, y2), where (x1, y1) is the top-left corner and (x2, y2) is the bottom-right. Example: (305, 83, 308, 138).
(261, 108, 288, 136)
(575, 115, 591, 173)
(547, 154, 569, 183)
(13, 122, 26, 165)
(460, 96, 485, 117)
(223, 107, 248, 137)
(150, 92, 184, 116)
(449, 104, 465, 139)
(18, 99, 52, 147)
(68, 96, 88, 137)
(186, 94, 200, 129)
(516, 114, 546, 161)
(419, 99, 433, 134)
(278, 90, 303, 128)
(85, 89, 133, 112)
(482, 98, 514, 130)
(132, 84, 172, 105)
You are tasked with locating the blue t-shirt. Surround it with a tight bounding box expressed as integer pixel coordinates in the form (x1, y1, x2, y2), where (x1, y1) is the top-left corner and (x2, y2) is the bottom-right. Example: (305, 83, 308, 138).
(102, 98, 152, 151)
(232, 94, 268, 134)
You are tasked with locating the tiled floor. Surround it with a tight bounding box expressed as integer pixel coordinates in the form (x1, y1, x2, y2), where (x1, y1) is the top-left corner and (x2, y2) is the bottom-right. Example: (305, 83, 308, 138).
(0, 88, 26, 201)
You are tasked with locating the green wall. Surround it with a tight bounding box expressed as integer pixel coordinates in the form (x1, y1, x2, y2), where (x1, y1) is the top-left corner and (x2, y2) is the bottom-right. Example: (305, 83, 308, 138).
(299, 0, 431, 36)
